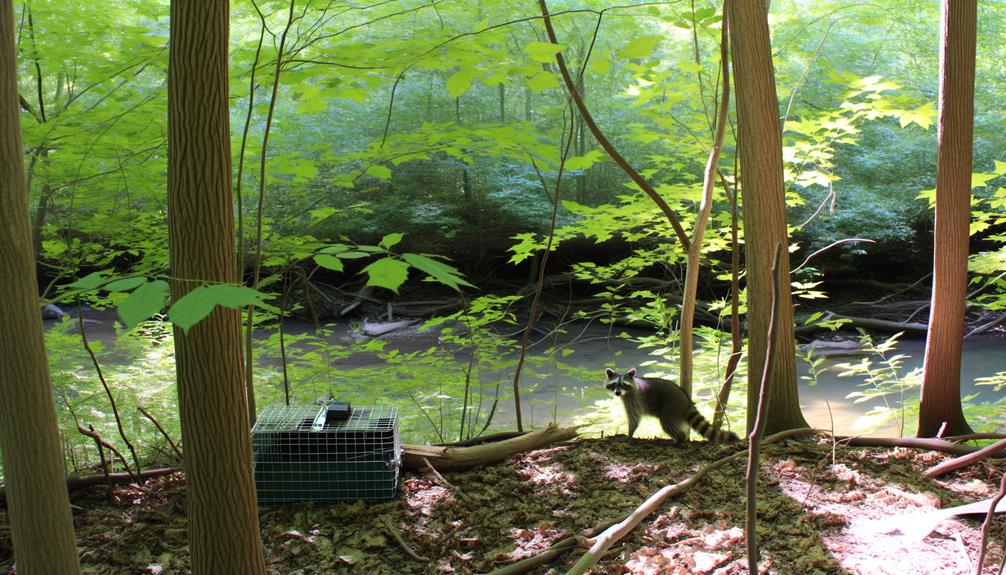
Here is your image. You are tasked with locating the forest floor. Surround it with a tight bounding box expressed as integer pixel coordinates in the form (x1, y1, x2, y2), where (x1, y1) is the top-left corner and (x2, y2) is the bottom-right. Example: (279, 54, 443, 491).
(2, 436, 1005, 575)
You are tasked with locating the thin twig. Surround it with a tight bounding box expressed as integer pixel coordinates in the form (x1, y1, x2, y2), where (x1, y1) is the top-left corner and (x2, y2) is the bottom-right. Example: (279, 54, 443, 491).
(976, 471, 1006, 575)
(381, 515, 430, 562)
(746, 243, 783, 575)
(245, 0, 298, 426)
(77, 301, 141, 477)
(791, 238, 876, 273)
(712, 171, 741, 438)
(421, 456, 471, 502)
(77, 425, 136, 483)
(408, 391, 445, 444)
(137, 406, 183, 461)
(235, 0, 267, 277)
(511, 100, 577, 432)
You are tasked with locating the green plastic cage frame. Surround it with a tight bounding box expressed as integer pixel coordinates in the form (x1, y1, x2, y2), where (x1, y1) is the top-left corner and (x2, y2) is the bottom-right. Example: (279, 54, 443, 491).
(252, 403, 400, 505)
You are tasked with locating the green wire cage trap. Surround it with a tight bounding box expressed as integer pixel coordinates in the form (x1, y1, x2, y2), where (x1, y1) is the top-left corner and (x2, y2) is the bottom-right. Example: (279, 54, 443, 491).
(251, 402, 401, 505)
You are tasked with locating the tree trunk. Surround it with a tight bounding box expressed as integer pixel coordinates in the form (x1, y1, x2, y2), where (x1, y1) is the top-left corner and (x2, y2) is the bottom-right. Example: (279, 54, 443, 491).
(575, 74, 587, 203)
(167, 1, 268, 573)
(917, 0, 976, 438)
(0, 2, 82, 573)
(726, 0, 808, 434)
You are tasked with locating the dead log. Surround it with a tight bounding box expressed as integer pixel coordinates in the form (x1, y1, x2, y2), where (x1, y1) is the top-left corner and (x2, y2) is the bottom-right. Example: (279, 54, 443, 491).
(794, 312, 928, 336)
(361, 318, 420, 337)
(402, 424, 578, 472)
(449, 431, 526, 447)
(0, 467, 179, 503)
(835, 435, 985, 456)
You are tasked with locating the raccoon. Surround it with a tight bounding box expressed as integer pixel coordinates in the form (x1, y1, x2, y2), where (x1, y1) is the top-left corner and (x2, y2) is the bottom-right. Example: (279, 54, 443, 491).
(604, 368, 738, 443)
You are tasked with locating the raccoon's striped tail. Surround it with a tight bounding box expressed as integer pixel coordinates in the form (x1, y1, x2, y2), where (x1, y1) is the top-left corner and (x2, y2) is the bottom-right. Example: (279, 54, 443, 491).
(685, 403, 739, 443)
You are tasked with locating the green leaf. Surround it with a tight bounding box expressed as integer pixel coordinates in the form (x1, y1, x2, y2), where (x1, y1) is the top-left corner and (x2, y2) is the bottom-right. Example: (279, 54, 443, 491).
(524, 41, 565, 63)
(118, 280, 168, 329)
(338, 251, 370, 259)
(527, 70, 558, 92)
(617, 36, 661, 59)
(446, 69, 474, 97)
(896, 103, 936, 130)
(169, 285, 266, 332)
(368, 164, 392, 180)
(204, 285, 264, 308)
(972, 172, 997, 189)
(310, 207, 337, 222)
(362, 257, 410, 293)
(321, 243, 350, 254)
(565, 150, 603, 171)
(105, 276, 147, 292)
(168, 286, 217, 333)
(68, 271, 108, 290)
(379, 233, 404, 250)
(314, 254, 344, 272)
(402, 253, 474, 291)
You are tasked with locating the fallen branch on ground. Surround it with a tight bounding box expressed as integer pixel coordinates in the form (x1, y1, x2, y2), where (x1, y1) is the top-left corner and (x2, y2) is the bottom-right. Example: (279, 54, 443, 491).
(402, 424, 578, 472)
(482, 537, 580, 575)
(381, 515, 430, 562)
(448, 431, 526, 447)
(562, 428, 819, 575)
(835, 435, 998, 457)
(794, 312, 929, 336)
(924, 437, 1006, 478)
(0, 467, 178, 503)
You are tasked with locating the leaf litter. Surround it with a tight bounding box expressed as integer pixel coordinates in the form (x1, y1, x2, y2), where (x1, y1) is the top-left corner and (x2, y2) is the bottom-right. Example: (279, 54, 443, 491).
(0, 436, 1004, 574)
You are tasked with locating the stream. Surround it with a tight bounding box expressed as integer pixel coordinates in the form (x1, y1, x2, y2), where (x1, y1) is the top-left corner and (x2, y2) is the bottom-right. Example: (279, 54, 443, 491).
(56, 311, 1006, 438)
(281, 318, 1006, 436)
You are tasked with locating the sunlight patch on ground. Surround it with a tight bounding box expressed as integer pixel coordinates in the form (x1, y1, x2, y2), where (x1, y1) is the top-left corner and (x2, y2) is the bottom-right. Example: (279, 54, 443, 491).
(403, 477, 449, 516)
(622, 508, 747, 575)
(512, 445, 576, 495)
(772, 457, 998, 574)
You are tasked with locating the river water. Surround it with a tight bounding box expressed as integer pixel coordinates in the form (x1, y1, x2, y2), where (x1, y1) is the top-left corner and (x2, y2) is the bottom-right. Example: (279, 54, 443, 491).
(58, 311, 1006, 438)
(284, 319, 1005, 437)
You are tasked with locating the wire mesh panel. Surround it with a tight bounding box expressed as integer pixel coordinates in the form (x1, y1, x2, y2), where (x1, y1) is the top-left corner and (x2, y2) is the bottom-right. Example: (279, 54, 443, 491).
(252, 403, 400, 505)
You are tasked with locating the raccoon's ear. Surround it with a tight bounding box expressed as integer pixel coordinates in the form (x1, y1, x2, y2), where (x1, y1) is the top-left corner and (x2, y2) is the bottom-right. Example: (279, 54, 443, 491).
(604, 368, 615, 378)
(626, 368, 636, 378)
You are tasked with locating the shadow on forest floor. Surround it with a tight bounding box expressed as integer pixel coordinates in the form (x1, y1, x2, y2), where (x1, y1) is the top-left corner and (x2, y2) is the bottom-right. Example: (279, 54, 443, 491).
(1, 436, 1004, 574)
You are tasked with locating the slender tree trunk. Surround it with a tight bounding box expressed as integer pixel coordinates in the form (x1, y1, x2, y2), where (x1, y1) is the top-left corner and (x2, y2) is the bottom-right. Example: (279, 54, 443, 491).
(167, 1, 268, 573)
(575, 74, 587, 203)
(917, 0, 976, 438)
(0, 2, 81, 573)
(679, 14, 730, 398)
(726, 0, 808, 434)
(498, 82, 505, 123)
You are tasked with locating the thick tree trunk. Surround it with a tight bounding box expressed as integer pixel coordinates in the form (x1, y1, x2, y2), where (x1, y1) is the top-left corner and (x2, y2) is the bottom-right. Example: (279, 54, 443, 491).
(918, 0, 976, 438)
(726, 0, 808, 434)
(0, 2, 82, 573)
(167, 1, 268, 573)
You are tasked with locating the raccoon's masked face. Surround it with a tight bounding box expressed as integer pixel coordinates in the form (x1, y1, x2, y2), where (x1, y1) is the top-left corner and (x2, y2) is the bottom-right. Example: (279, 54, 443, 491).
(604, 368, 636, 397)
